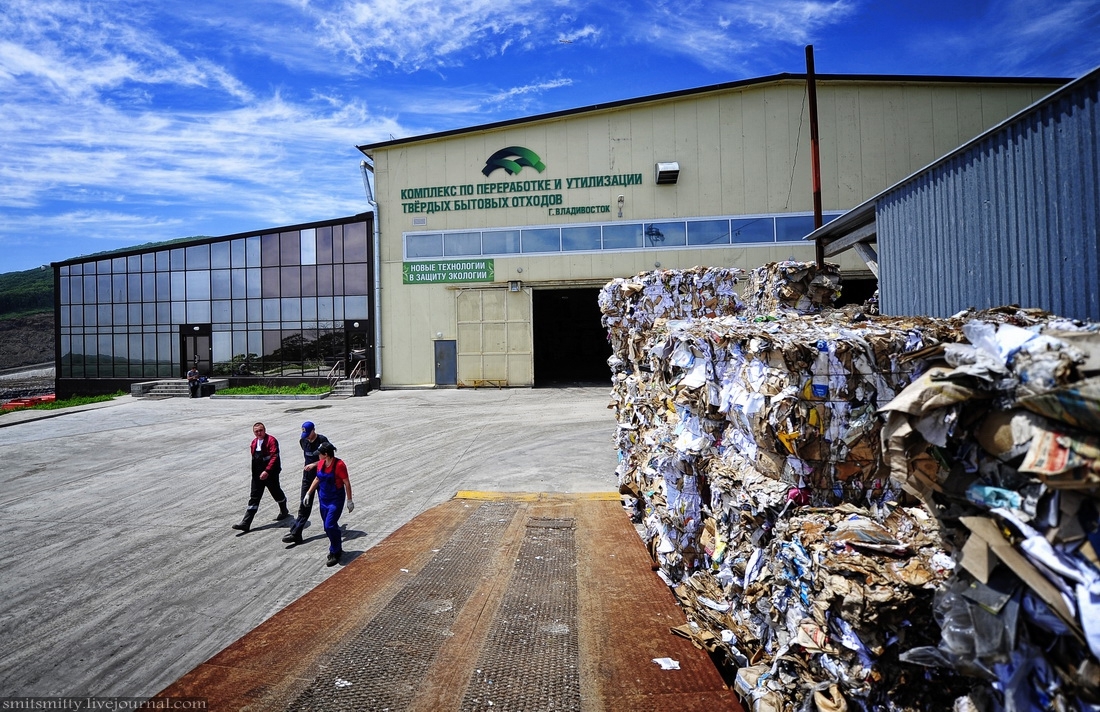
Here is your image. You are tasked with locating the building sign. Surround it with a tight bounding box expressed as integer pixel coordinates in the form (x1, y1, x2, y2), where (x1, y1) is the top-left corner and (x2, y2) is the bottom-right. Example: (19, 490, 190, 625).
(403, 259, 495, 284)
(398, 145, 641, 217)
(482, 146, 546, 176)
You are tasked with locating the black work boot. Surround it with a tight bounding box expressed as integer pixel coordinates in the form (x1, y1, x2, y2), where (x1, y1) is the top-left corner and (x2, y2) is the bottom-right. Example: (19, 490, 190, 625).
(231, 509, 256, 532)
(282, 519, 304, 544)
(274, 500, 290, 521)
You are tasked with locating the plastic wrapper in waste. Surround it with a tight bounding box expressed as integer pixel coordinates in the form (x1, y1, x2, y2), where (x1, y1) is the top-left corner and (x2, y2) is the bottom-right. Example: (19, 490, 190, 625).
(880, 309, 1100, 710)
(602, 266, 1100, 711)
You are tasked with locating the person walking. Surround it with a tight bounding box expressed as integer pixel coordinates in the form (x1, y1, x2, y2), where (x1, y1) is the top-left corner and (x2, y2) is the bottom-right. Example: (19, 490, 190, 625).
(282, 421, 330, 545)
(304, 442, 354, 566)
(232, 422, 290, 533)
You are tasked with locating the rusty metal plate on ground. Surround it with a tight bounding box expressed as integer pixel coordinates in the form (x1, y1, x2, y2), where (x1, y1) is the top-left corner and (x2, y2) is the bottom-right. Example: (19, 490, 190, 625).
(287, 501, 517, 711)
(459, 518, 580, 710)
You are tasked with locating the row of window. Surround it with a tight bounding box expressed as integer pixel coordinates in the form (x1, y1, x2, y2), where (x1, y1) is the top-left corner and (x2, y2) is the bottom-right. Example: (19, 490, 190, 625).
(59, 296, 370, 328)
(61, 263, 370, 307)
(59, 223, 370, 277)
(60, 328, 354, 379)
(403, 212, 841, 259)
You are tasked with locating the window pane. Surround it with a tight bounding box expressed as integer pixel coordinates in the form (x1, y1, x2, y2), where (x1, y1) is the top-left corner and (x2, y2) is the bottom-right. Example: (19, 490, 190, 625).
(280, 266, 301, 297)
(262, 298, 280, 321)
(245, 236, 261, 267)
(186, 301, 211, 322)
(141, 253, 155, 272)
(343, 222, 368, 262)
(128, 274, 141, 300)
(443, 231, 480, 256)
(128, 303, 142, 325)
(561, 226, 601, 251)
(643, 222, 686, 248)
(262, 268, 280, 298)
(731, 217, 774, 244)
(84, 275, 96, 302)
(127, 255, 141, 272)
(98, 304, 112, 326)
(406, 233, 442, 258)
(776, 215, 817, 242)
(211, 241, 231, 269)
(280, 231, 300, 265)
(186, 244, 210, 270)
(602, 223, 643, 250)
(112, 257, 126, 273)
(212, 300, 232, 323)
(156, 251, 169, 271)
(97, 259, 111, 274)
(345, 296, 368, 319)
(301, 266, 317, 297)
(688, 220, 731, 245)
(98, 275, 111, 302)
(317, 226, 333, 264)
(171, 272, 186, 300)
(246, 268, 261, 299)
(157, 273, 171, 301)
(261, 234, 280, 267)
(281, 298, 302, 321)
(186, 271, 210, 300)
(483, 230, 520, 255)
(316, 265, 332, 297)
(521, 228, 560, 253)
(300, 228, 316, 265)
(344, 263, 368, 296)
(170, 248, 185, 270)
(230, 239, 245, 268)
(113, 304, 127, 325)
(331, 224, 344, 263)
(211, 270, 231, 299)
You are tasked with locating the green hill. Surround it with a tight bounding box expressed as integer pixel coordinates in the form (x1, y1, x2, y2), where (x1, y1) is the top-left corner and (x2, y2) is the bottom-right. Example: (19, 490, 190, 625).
(0, 267, 53, 319)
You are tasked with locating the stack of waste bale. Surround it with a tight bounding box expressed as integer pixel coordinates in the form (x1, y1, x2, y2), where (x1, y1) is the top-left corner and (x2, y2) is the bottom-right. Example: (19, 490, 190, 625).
(880, 310, 1100, 710)
(602, 264, 1100, 710)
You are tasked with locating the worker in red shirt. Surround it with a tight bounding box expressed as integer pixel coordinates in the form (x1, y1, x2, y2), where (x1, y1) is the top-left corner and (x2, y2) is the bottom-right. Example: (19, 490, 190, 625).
(304, 442, 354, 566)
(231, 422, 290, 533)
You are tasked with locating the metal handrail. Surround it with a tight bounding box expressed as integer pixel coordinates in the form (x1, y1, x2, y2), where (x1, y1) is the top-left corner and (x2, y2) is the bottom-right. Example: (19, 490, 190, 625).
(349, 359, 366, 382)
(327, 360, 344, 388)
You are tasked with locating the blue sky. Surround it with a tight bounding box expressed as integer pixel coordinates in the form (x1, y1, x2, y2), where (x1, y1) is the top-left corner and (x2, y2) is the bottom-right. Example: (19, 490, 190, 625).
(1, 0, 1098, 273)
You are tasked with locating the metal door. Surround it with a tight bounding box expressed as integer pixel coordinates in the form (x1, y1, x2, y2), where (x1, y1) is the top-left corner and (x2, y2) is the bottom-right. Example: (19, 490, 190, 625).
(180, 324, 212, 377)
(434, 340, 457, 386)
(344, 319, 371, 378)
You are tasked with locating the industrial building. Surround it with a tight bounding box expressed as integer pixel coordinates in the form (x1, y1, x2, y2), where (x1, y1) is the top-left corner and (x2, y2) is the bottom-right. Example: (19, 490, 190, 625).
(358, 73, 1062, 387)
(53, 73, 1064, 395)
(809, 66, 1100, 322)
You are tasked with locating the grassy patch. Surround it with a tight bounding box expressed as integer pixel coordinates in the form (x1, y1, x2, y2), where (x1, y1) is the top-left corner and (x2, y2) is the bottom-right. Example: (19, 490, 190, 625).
(0, 391, 127, 416)
(217, 383, 330, 396)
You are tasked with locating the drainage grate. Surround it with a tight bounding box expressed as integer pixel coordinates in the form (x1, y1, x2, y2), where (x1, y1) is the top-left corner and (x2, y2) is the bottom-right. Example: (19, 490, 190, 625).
(459, 518, 580, 711)
(287, 501, 517, 712)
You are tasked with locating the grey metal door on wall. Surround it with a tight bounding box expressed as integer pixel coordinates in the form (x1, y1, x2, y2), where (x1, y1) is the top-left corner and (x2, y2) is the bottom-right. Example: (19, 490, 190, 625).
(434, 340, 457, 386)
(180, 324, 212, 377)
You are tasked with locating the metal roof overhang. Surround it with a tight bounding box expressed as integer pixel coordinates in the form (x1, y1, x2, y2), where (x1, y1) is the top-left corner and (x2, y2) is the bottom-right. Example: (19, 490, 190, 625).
(804, 200, 879, 276)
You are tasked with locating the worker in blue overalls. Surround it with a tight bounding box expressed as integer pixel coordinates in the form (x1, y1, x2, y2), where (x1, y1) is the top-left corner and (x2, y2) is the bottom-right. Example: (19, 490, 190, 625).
(282, 421, 330, 546)
(304, 442, 354, 567)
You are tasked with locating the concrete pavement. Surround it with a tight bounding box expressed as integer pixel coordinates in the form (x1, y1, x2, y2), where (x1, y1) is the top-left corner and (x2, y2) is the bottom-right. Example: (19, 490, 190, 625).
(0, 387, 619, 697)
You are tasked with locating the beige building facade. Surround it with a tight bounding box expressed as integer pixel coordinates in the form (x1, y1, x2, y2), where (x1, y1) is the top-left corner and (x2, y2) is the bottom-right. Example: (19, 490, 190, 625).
(359, 73, 1062, 388)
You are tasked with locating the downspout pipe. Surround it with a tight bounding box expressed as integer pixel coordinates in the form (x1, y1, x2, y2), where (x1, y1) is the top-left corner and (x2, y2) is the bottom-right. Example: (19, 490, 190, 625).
(361, 159, 382, 387)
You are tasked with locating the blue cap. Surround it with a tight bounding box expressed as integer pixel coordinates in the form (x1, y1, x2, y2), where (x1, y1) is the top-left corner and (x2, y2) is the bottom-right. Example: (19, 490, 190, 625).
(301, 421, 315, 435)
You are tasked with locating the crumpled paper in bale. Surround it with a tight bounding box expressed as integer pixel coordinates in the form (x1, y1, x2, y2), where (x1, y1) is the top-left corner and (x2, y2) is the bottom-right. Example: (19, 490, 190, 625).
(880, 315, 1100, 709)
(743, 260, 843, 315)
(602, 266, 1100, 711)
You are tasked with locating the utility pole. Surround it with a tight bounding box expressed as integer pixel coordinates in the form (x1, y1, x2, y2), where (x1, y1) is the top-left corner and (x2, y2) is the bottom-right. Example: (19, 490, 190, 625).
(806, 45, 824, 268)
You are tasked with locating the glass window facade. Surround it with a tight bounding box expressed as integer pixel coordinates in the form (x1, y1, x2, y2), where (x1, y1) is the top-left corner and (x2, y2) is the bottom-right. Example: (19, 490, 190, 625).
(402, 211, 842, 259)
(57, 217, 373, 380)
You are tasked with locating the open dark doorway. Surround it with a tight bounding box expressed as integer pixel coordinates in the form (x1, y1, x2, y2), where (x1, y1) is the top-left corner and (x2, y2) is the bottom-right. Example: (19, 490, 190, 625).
(835, 277, 879, 308)
(533, 288, 612, 386)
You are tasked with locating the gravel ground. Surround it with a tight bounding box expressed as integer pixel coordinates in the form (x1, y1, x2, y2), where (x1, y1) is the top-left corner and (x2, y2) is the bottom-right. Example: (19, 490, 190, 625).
(0, 365, 54, 401)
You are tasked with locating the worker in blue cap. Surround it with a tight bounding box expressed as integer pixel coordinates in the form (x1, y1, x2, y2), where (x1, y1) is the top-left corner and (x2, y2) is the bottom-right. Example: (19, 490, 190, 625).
(282, 420, 331, 545)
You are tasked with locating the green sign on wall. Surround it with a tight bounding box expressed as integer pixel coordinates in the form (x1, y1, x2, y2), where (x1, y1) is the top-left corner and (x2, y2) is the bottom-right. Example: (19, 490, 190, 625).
(403, 259, 495, 284)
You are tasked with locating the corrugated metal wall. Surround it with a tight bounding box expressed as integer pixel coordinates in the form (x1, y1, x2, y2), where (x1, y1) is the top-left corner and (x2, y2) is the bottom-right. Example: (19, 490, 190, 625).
(879, 69, 1100, 321)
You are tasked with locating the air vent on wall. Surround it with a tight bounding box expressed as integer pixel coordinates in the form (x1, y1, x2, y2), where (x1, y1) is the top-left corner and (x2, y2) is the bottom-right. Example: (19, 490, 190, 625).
(655, 161, 680, 185)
